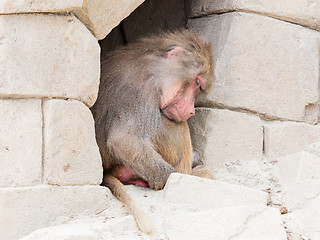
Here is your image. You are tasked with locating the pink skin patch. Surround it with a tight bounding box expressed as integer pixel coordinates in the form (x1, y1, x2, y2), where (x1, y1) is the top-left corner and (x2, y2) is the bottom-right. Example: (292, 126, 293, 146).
(167, 46, 184, 60)
(115, 164, 205, 189)
(127, 179, 149, 187)
(161, 76, 205, 122)
(115, 167, 149, 188)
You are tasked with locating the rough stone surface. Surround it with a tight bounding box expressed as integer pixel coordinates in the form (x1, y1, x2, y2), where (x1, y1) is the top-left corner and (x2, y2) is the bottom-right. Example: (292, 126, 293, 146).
(276, 151, 320, 188)
(43, 99, 102, 185)
(17, 174, 287, 240)
(211, 158, 278, 194)
(0, 185, 110, 240)
(188, 108, 263, 166)
(164, 173, 267, 210)
(0, 0, 82, 13)
(264, 121, 320, 159)
(21, 217, 139, 240)
(163, 206, 287, 240)
(282, 181, 320, 240)
(73, 0, 145, 40)
(187, 0, 320, 31)
(188, 12, 320, 121)
(0, 99, 42, 187)
(0, 0, 145, 40)
(0, 14, 100, 107)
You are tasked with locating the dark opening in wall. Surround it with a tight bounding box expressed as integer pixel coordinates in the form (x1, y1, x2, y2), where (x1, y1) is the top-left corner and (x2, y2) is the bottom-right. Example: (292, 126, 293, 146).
(99, 0, 187, 61)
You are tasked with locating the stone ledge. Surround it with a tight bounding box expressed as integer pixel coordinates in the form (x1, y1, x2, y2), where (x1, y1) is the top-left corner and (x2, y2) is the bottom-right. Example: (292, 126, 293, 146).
(0, 0, 145, 40)
(187, 0, 320, 31)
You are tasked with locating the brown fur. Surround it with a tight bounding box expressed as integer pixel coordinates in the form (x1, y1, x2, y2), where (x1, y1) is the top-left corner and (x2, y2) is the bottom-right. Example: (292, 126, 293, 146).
(91, 30, 213, 234)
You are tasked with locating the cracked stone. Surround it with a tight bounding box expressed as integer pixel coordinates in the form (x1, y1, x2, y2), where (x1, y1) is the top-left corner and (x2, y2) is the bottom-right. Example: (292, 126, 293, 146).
(282, 180, 320, 240)
(163, 205, 287, 240)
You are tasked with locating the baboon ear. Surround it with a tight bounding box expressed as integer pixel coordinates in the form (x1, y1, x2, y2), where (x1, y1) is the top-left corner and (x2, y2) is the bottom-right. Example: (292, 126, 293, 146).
(167, 46, 184, 60)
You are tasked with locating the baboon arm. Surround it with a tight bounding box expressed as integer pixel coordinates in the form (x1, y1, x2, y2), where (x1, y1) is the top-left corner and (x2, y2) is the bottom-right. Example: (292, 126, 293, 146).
(110, 134, 174, 190)
(103, 174, 154, 235)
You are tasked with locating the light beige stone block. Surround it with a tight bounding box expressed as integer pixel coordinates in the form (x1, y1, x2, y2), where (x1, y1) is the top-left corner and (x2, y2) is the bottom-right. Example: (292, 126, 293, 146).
(43, 99, 102, 185)
(188, 108, 263, 166)
(0, 185, 110, 240)
(0, 14, 100, 107)
(21, 217, 138, 240)
(188, 12, 320, 121)
(0, 0, 82, 13)
(276, 151, 320, 188)
(282, 181, 320, 240)
(73, 0, 145, 40)
(0, 99, 42, 187)
(264, 121, 320, 159)
(0, 0, 145, 40)
(187, 0, 320, 31)
(164, 173, 267, 210)
(163, 205, 287, 240)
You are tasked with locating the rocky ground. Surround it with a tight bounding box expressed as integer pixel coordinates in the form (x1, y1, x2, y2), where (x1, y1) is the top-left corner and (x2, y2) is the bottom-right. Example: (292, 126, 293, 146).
(21, 142, 320, 240)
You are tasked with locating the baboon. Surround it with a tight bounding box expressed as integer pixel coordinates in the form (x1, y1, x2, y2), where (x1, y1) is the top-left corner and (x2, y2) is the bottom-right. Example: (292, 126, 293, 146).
(91, 30, 213, 234)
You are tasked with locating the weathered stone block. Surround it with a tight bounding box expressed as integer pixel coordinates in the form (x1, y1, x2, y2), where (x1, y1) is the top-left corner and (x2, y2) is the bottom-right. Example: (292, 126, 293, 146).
(73, 0, 145, 40)
(0, 0, 145, 40)
(0, 99, 42, 187)
(164, 173, 267, 210)
(0, 0, 82, 13)
(188, 13, 320, 121)
(43, 99, 102, 185)
(0, 185, 110, 240)
(163, 205, 287, 240)
(264, 121, 320, 159)
(187, 0, 320, 31)
(0, 14, 100, 106)
(21, 216, 138, 240)
(188, 108, 263, 166)
(276, 151, 320, 187)
(282, 181, 320, 240)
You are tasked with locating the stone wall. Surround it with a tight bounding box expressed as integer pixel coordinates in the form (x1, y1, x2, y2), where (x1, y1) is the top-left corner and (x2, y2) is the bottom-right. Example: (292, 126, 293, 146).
(0, 1, 145, 239)
(187, 1, 320, 239)
(187, 0, 320, 165)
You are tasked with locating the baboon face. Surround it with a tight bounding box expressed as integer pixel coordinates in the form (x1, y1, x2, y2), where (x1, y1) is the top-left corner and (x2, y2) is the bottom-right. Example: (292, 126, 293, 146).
(160, 75, 206, 122)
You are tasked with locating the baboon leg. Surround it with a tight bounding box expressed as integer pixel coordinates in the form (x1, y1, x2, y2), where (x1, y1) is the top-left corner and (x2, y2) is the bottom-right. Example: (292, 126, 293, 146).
(103, 174, 154, 235)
